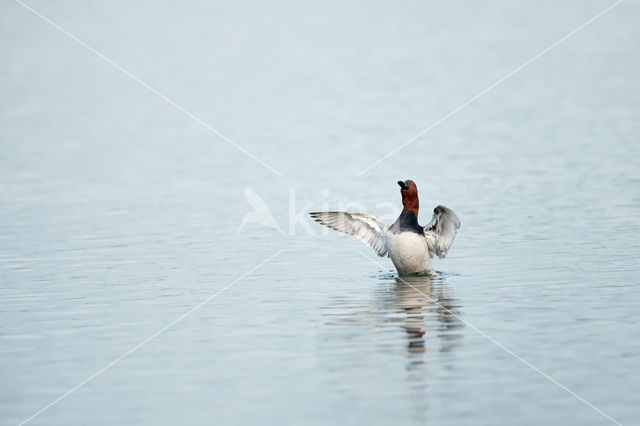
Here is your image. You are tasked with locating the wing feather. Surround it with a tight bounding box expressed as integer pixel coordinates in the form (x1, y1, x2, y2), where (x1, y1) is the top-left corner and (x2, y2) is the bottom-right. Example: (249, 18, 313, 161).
(309, 212, 388, 257)
(424, 205, 460, 259)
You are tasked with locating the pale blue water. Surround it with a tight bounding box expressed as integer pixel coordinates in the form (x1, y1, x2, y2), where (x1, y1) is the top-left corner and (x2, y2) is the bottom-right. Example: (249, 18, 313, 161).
(1, 1, 640, 425)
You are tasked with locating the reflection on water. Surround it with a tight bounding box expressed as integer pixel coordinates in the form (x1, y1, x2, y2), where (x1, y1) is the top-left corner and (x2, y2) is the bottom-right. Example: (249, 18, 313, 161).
(319, 274, 465, 423)
(320, 275, 463, 354)
(320, 274, 464, 374)
(389, 275, 464, 423)
(390, 276, 464, 355)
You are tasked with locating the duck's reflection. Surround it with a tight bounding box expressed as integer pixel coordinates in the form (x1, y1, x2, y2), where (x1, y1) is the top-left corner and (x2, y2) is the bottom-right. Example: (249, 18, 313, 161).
(390, 275, 463, 355)
(318, 274, 463, 422)
(388, 275, 463, 422)
(319, 274, 463, 359)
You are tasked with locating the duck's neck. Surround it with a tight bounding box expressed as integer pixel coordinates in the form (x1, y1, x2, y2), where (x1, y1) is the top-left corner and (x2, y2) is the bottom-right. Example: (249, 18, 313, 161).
(400, 193, 420, 229)
(399, 209, 420, 226)
(401, 194, 419, 215)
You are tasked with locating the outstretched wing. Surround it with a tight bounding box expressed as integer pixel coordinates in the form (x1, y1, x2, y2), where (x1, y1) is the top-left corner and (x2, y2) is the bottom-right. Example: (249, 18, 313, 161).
(424, 205, 460, 259)
(309, 212, 388, 257)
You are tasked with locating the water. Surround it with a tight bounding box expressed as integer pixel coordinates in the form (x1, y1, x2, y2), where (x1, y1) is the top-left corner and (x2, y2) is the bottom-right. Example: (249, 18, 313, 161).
(1, 0, 640, 425)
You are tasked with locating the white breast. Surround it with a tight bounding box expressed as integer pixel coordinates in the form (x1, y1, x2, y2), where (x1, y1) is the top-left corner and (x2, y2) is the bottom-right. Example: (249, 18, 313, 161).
(386, 231, 433, 276)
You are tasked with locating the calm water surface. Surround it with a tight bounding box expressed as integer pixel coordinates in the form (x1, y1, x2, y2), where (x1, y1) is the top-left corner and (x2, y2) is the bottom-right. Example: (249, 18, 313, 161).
(1, 1, 640, 425)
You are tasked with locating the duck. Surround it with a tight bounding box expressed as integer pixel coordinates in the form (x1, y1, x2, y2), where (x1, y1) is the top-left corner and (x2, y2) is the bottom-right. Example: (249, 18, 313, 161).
(310, 180, 460, 276)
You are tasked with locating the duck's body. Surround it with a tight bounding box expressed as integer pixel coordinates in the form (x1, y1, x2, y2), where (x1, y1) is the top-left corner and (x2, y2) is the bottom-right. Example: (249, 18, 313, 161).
(386, 230, 433, 275)
(310, 180, 460, 276)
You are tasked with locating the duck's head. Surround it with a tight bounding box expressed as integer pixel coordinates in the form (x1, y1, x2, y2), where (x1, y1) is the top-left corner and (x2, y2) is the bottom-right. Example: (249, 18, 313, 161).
(397, 180, 419, 212)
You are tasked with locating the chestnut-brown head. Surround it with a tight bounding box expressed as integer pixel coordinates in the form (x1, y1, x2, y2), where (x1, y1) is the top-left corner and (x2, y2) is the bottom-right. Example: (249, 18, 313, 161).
(397, 180, 419, 213)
